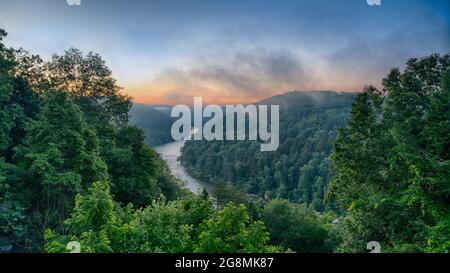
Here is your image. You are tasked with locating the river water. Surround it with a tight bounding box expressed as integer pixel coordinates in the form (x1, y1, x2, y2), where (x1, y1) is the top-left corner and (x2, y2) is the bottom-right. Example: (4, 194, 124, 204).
(155, 140, 214, 194)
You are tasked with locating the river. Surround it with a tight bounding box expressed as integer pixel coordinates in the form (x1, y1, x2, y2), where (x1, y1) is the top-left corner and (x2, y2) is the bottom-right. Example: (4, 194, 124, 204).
(155, 140, 214, 194)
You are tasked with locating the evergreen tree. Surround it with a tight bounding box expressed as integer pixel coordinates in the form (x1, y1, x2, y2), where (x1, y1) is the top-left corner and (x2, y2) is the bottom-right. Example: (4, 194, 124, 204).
(15, 90, 108, 235)
(0, 29, 19, 156)
(329, 55, 450, 252)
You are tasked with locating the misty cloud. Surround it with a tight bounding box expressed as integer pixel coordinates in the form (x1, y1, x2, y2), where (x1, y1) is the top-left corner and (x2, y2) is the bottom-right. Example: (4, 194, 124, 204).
(149, 48, 317, 104)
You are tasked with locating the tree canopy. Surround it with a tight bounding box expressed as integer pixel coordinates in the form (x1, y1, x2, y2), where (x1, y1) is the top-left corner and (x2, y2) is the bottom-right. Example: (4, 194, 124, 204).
(1, 27, 448, 253)
(329, 54, 450, 253)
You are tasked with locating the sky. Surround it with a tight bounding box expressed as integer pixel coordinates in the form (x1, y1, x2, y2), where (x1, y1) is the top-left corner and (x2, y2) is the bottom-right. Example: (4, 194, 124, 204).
(0, 0, 449, 105)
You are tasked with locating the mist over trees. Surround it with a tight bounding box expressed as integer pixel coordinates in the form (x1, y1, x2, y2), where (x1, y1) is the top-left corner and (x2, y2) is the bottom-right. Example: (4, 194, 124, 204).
(180, 56, 450, 253)
(180, 91, 355, 212)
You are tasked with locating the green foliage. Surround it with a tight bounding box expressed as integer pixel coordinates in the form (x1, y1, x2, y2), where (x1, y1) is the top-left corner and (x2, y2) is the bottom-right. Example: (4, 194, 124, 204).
(65, 181, 117, 233)
(100, 124, 185, 207)
(4, 77, 40, 162)
(0, 29, 185, 251)
(46, 193, 283, 253)
(181, 194, 214, 238)
(0, 168, 26, 246)
(120, 195, 212, 253)
(426, 217, 450, 252)
(262, 199, 336, 252)
(295, 153, 330, 210)
(195, 203, 278, 253)
(0, 29, 22, 156)
(45, 181, 118, 253)
(329, 54, 450, 253)
(180, 91, 355, 211)
(38, 48, 185, 205)
(2, 26, 449, 253)
(124, 197, 192, 253)
(14, 90, 108, 224)
(212, 181, 248, 208)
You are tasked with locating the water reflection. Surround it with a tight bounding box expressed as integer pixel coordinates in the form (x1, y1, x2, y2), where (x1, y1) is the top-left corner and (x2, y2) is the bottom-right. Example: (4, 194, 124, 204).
(155, 140, 214, 194)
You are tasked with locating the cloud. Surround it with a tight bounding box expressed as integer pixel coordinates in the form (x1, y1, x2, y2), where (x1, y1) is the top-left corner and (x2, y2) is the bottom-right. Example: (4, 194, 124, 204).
(326, 3, 450, 89)
(137, 48, 317, 104)
(2, 0, 448, 105)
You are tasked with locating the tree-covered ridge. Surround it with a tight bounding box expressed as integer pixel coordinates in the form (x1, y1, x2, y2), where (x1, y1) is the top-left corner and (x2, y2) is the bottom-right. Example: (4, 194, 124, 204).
(179, 55, 450, 253)
(330, 54, 450, 253)
(129, 103, 174, 146)
(180, 91, 355, 211)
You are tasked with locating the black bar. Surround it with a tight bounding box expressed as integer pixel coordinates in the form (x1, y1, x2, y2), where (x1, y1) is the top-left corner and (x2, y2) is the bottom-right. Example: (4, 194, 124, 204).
(1, 253, 447, 272)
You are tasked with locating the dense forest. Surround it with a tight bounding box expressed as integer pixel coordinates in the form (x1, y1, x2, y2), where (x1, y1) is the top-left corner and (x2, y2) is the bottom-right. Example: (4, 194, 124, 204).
(0, 29, 187, 251)
(0, 27, 448, 253)
(181, 54, 450, 253)
(329, 55, 450, 252)
(180, 91, 355, 211)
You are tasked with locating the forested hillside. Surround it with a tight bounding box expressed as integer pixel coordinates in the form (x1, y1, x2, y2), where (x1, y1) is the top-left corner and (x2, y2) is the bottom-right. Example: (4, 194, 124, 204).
(181, 54, 450, 253)
(180, 91, 356, 211)
(129, 104, 174, 146)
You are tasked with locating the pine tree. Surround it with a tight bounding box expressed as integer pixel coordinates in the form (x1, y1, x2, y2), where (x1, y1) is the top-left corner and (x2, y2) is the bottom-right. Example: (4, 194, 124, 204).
(15, 90, 108, 233)
(329, 55, 450, 252)
(0, 29, 19, 156)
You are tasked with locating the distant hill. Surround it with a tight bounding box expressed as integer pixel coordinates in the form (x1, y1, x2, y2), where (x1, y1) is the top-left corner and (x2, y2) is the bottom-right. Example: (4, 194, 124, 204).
(256, 90, 356, 109)
(180, 90, 357, 211)
(129, 103, 174, 146)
